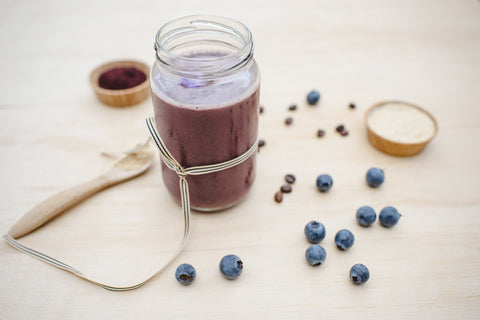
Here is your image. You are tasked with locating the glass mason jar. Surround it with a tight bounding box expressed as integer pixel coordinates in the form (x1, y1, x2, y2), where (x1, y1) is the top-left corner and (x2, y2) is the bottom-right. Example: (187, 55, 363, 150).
(151, 15, 260, 211)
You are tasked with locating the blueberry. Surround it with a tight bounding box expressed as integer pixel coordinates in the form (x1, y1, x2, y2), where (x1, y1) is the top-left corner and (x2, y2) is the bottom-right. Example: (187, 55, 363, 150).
(306, 90, 321, 105)
(219, 254, 243, 280)
(316, 174, 333, 192)
(379, 206, 401, 227)
(366, 167, 385, 188)
(175, 263, 196, 285)
(305, 244, 327, 266)
(350, 264, 370, 285)
(356, 206, 377, 227)
(304, 221, 326, 243)
(335, 229, 355, 251)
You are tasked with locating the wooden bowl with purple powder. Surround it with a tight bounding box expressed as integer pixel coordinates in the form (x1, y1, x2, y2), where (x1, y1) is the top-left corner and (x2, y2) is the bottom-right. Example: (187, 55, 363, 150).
(89, 60, 150, 107)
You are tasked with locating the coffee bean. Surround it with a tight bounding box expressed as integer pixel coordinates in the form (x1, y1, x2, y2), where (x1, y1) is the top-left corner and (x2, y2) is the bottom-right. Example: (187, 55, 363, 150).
(340, 130, 349, 136)
(260, 106, 264, 114)
(285, 117, 293, 125)
(257, 139, 266, 153)
(285, 174, 296, 184)
(336, 124, 345, 132)
(280, 184, 292, 193)
(349, 103, 356, 109)
(317, 129, 325, 137)
(288, 104, 297, 111)
(274, 191, 283, 203)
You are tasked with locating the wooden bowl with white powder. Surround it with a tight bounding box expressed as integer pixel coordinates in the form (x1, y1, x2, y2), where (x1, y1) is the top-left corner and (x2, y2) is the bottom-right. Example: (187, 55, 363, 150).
(366, 101, 438, 156)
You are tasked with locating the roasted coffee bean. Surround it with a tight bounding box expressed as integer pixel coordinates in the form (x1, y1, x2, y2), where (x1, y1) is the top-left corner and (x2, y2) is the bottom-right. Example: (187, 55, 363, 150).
(349, 103, 356, 109)
(285, 117, 293, 125)
(274, 191, 283, 203)
(280, 184, 292, 193)
(336, 124, 345, 132)
(257, 139, 266, 153)
(288, 104, 297, 111)
(317, 129, 325, 137)
(340, 130, 349, 136)
(285, 174, 296, 184)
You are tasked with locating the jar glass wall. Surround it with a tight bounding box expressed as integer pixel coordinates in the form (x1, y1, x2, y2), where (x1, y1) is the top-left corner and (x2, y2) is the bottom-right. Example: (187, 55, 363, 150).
(151, 15, 260, 211)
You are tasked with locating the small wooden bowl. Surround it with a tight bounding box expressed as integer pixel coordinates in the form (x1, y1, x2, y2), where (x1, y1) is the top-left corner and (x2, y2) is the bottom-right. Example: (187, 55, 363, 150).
(365, 101, 438, 157)
(89, 60, 150, 107)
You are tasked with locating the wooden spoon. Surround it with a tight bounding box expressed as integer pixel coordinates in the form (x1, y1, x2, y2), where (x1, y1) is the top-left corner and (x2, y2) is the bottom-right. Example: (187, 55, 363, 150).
(8, 140, 155, 239)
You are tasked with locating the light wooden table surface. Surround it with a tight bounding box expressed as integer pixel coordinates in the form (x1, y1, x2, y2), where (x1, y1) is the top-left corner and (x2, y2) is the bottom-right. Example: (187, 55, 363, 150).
(1, 0, 479, 319)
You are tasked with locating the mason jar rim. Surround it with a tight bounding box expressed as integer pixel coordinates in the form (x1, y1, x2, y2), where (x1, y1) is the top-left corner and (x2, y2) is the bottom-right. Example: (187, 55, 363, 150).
(154, 15, 254, 77)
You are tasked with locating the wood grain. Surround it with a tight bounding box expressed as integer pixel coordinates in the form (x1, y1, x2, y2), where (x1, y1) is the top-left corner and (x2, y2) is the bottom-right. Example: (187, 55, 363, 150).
(0, 0, 479, 319)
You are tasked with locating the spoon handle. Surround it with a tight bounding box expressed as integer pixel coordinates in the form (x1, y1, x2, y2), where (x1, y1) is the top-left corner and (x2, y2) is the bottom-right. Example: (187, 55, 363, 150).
(8, 175, 113, 239)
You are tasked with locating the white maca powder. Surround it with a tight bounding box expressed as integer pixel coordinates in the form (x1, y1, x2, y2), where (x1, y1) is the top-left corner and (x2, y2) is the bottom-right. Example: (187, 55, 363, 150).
(367, 103, 436, 143)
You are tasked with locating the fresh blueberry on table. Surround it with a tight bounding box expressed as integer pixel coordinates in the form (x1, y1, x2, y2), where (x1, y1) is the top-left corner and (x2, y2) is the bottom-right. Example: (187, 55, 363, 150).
(356, 206, 377, 227)
(175, 263, 196, 285)
(316, 174, 333, 192)
(219, 254, 243, 280)
(306, 90, 321, 105)
(335, 229, 355, 251)
(379, 206, 401, 227)
(305, 244, 327, 266)
(349, 264, 370, 285)
(366, 167, 385, 187)
(304, 221, 326, 244)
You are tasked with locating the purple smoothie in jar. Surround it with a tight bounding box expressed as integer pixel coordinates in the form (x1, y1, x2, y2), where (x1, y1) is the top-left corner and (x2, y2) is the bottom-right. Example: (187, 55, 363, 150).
(151, 16, 260, 211)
